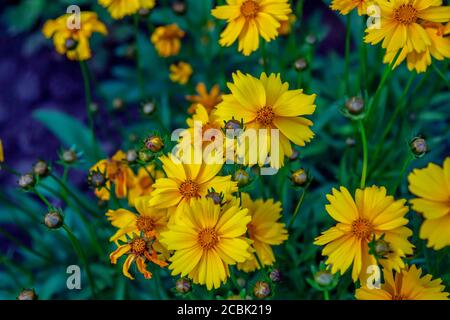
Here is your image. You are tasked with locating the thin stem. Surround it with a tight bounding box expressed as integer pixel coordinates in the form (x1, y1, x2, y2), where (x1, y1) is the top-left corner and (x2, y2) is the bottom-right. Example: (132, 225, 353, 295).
(432, 63, 450, 90)
(33, 188, 52, 208)
(323, 290, 330, 300)
(390, 152, 413, 195)
(358, 120, 368, 189)
(0, 227, 52, 262)
(0, 164, 21, 176)
(360, 35, 368, 93)
(63, 225, 97, 298)
(345, 14, 351, 95)
(288, 186, 308, 229)
(134, 14, 145, 100)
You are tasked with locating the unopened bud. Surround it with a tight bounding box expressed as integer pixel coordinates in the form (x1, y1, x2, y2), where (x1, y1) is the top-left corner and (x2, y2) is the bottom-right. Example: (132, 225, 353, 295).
(18, 174, 35, 190)
(44, 211, 64, 229)
(291, 169, 308, 187)
(138, 151, 152, 163)
(234, 169, 250, 187)
(253, 281, 271, 299)
(65, 38, 78, 50)
(294, 58, 308, 71)
(17, 289, 38, 300)
(33, 160, 50, 178)
(206, 191, 222, 205)
(172, 1, 187, 15)
(175, 278, 191, 294)
(112, 98, 124, 111)
(62, 150, 77, 164)
(289, 149, 299, 161)
(374, 239, 391, 258)
(88, 170, 107, 189)
(345, 97, 364, 115)
(141, 101, 156, 116)
(144, 136, 164, 153)
(224, 119, 243, 131)
(269, 269, 282, 283)
(410, 137, 428, 157)
(126, 149, 138, 163)
(306, 34, 317, 45)
(346, 137, 356, 147)
(314, 271, 334, 287)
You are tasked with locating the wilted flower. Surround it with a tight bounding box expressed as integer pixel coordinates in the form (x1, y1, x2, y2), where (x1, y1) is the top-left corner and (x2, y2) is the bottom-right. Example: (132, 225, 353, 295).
(169, 62, 193, 85)
(151, 24, 185, 57)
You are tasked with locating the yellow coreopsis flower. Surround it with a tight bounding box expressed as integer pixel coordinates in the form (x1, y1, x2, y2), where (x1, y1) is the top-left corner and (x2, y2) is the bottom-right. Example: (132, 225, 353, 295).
(0, 139, 4, 163)
(90, 150, 135, 200)
(237, 193, 288, 272)
(99, 0, 155, 19)
(169, 62, 193, 85)
(107, 196, 168, 244)
(211, 0, 292, 56)
(330, 0, 373, 16)
(314, 186, 414, 282)
(186, 83, 222, 115)
(214, 71, 316, 168)
(110, 234, 168, 280)
(42, 12, 107, 61)
(160, 197, 251, 290)
(365, 0, 450, 64)
(356, 265, 449, 300)
(151, 24, 185, 57)
(128, 164, 165, 206)
(408, 157, 450, 250)
(148, 153, 238, 220)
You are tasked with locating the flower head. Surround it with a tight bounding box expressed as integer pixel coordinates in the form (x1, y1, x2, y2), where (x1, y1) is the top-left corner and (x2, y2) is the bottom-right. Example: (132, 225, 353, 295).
(314, 186, 414, 282)
(99, 0, 155, 19)
(237, 193, 288, 272)
(331, 0, 373, 16)
(186, 83, 222, 114)
(215, 71, 316, 168)
(356, 265, 449, 300)
(211, 0, 292, 56)
(43, 12, 107, 61)
(128, 165, 164, 206)
(169, 62, 193, 85)
(408, 157, 450, 250)
(160, 197, 251, 290)
(151, 24, 185, 57)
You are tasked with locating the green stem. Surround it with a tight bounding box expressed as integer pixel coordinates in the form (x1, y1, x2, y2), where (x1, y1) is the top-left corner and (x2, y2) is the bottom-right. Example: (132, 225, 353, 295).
(0, 164, 21, 176)
(358, 121, 368, 189)
(0, 227, 52, 262)
(134, 14, 145, 100)
(288, 186, 308, 229)
(345, 14, 351, 95)
(323, 290, 330, 300)
(390, 152, 413, 195)
(431, 63, 450, 90)
(79, 61, 99, 160)
(63, 225, 97, 298)
(360, 35, 368, 93)
(33, 188, 52, 208)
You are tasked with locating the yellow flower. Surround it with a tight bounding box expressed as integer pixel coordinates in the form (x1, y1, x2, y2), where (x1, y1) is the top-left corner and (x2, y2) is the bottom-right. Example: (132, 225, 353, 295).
(186, 83, 222, 115)
(408, 157, 450, 250)
(356, 265, 449, 300)
(107, 196, 168, 244)
(384, 22, 450, 73)
(160, 197, 251, 290)
(330, 0, 373, 16)
(237, 193, 288, 272)
(90, 151, 135, 200)
(185, 104, 223, 144)
(169, 62, 193, 85)
(128, 164, 165, 206)
(214, 71, 316, 168)
(365, 0, 450, 63)
(151, 24, 185, 57)
(42, 12, 107, 61)
(99, 0, 155, 19)
(110, 234, 168, 280)
(277, 14, 296, 36)
(314, 186, 414, 282)
(0, 139, 4, 163)
(211, 0, 292, 56)
(148, 153, 238, 220)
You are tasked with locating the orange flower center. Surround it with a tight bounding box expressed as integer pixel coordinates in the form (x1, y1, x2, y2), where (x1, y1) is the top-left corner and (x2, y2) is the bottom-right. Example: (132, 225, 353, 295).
(256, 106, 275, 126)
(394, 4, 417, 25)
(351, 218, 373, 240)
(392, 294, 404, 300)
(241, 0, 260, 18)
(131, 239, 147, 255)
(179, 179, 200, 199)
(198, 228, 219, 250)
(136, 216, 156, 233)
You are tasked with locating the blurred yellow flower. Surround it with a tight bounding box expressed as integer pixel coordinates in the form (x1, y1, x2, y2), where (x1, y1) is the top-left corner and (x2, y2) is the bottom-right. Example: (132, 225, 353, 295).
(110, 234, 168, 280)
(160, 197, 251, 290)
(186, 83, 222, 114)
(330, 0, 373, 16)
(151, 24, 185, 57)
(215, 71, 316, 168)
(314, 186, 414, 282)
(408, 157, 450, 250)
(42, 12, 107, 61)
(356, 265, 449, 300)
(211, 0, 292, 56)
(169, 61, 193, 85)
(277, 14, 296, 36)
(0, 139, 4, 163)
(99, 0, 155, 19)
(365, 0, 450, 67)
(128, 164, 164, 206)
(90, 151, 135, 200)
(237, 193, 288, 272)
(107, 196, 168, 243)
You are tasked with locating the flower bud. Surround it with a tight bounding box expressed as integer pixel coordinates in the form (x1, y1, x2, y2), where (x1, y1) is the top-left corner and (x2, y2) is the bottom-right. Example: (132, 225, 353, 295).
(33, 160, 50, 178)
(294, 58, 308, 72)
(305, 34, 317, 45)
(224, 119, 243, 131)
(112, 98, 124, 111)
(172, 1, 187, 15)
(141, 101, 156, 116)
(233, 169, 250, 187)
(138, 8, 150, 17)
(269, 269, 282, 283)
(410, 137, 428, 157)
(314, 271, 334, 287)
(253, 281, 271, 299)
(345, 97, 364, 115)
(175, 278, 191, 294)
(289, 149, 299, 161)
(64, 38, 78, 51)
(346, 137, 356, 148)
(144, 136, 164, 153)
(88, 170, 107, 189)
(89, 102, 99, 113)
(126, 149, 138, 164)
(17, 289, 38, 300)
(206, 191, 222, 205)
(62, 149, 77, 164)
(18, 174, 35, 190)
(291, 169, 308, 187)
(44, 210, 64, 229)
(374, 239, 391, 258)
